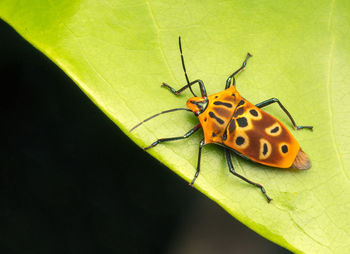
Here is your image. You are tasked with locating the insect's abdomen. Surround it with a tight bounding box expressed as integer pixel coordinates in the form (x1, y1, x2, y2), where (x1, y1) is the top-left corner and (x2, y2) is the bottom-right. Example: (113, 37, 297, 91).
(223, 106, 300, 168)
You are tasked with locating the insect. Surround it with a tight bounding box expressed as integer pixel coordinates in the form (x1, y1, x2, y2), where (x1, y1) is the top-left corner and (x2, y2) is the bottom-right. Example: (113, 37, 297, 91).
(131, 37, 313, 202)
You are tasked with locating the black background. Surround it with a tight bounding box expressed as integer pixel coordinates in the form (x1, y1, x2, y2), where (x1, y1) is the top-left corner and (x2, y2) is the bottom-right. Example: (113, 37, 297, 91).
(0, 20, 291, 254)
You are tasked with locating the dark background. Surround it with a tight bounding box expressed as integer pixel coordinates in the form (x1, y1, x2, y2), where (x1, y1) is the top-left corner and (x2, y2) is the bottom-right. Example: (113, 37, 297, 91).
(0, 20, 291, 254)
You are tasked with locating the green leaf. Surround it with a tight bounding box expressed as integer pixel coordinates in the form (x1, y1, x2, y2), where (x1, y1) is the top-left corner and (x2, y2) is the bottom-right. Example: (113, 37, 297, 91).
(2, 0, 350, 252)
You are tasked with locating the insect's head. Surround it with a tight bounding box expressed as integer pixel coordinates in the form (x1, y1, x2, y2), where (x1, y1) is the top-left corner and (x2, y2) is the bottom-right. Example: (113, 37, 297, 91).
(186, 97, 208, 116)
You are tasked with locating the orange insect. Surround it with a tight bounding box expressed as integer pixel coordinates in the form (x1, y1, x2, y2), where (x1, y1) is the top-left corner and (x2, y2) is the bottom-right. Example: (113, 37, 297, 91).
(131, 37, 313, 202)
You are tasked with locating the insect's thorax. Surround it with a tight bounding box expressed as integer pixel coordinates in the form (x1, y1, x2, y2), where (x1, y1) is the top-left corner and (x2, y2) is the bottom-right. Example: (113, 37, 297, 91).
(195, 86, 242, 144)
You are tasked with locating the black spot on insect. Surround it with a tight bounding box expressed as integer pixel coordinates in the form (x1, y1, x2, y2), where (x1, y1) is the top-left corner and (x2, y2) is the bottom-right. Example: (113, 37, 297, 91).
(209, 111, 224, 125)
(215, 96, 218, 99)
(234, 107, 244, 117)
(271, 126, 279, 133)
(281, 145, 288, 153)
(236, 117, 248, 127)
(236, 136, 245, 146)
(204, 117, 207, 122)
(213, 101, 232, 108)
(250, 109, 258, 117)
(228, 119, 236, 133)
(237, 100, 245, 107)
(222, 132, 227, 141)
(263, 143, 268, 155)
(212, 132, 217, 137)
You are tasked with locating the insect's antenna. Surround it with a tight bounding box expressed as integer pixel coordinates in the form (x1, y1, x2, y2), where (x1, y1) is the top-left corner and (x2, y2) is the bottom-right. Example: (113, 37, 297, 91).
(130, 108, 192, 132)
(179, 36, 197, 97)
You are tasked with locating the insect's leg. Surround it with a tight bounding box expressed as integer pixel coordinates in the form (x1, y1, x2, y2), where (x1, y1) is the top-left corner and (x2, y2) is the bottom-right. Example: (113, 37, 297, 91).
(162, 79, 207, 97)
(189, 139, 206, 186)
(143, 124, 201, 150)
(225, 149, 272, 202)
(225, 53, 252, 89)
(255, 98, 313, 130)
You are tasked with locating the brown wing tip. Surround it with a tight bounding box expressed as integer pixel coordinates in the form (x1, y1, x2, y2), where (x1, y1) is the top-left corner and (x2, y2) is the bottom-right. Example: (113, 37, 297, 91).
(290, 149, 311, 170)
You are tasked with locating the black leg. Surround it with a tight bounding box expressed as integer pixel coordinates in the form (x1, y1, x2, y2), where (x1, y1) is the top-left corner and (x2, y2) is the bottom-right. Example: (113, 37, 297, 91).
(256, 98, 313, 130)
(225, 149, 272, 202)
(162, 79, 207, 97)
(189, 139, 206, 186)
(143, 124, 201, 150)
(225, 53, 252, 89)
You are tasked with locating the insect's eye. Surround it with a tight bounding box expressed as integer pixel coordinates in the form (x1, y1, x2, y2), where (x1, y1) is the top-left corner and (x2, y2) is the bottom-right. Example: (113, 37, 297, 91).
(194, 100, 208, 111)
(187, 98, 208, 115)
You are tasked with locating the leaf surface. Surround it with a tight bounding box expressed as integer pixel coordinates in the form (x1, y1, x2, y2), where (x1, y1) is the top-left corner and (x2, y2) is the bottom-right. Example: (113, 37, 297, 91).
(1, 0, 350, 252)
